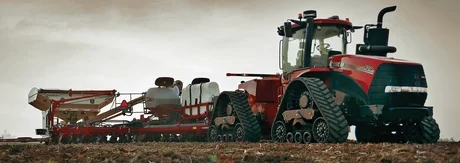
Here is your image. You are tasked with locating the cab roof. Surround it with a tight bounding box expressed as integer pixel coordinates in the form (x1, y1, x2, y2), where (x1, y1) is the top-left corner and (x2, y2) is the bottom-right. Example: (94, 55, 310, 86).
(277, 16, 354, 36)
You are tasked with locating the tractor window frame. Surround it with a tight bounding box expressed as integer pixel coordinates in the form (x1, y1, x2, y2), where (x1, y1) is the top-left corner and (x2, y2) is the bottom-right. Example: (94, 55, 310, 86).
(278, 24, 350, 71)
(279, 28, 307, 74)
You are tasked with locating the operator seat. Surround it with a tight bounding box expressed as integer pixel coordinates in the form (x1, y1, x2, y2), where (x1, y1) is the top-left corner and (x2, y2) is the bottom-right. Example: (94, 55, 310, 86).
(328, 50, 342, 57)
(311, 54, 328, 67)
(311, 50, 342, 67)
(144, 77, 181, 109)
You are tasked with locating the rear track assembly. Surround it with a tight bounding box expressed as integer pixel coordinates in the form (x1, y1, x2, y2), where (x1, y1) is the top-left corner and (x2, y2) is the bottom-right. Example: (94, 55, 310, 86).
(208, 91, 261, 142)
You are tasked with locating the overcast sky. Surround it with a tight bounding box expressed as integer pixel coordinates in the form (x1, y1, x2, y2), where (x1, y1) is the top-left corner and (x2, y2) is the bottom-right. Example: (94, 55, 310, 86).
(0, 0, 459, 140)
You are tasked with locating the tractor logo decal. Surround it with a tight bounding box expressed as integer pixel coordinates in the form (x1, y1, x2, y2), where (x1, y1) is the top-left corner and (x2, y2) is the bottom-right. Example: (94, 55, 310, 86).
(330, 61, 343, 67)
(357, 65, 375, 75)
(330, 61, 374, 74)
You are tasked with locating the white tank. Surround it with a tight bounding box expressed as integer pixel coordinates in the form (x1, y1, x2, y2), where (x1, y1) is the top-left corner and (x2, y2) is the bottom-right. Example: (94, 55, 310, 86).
(144, 87, 181, 108)
(181, 81, 220, 116)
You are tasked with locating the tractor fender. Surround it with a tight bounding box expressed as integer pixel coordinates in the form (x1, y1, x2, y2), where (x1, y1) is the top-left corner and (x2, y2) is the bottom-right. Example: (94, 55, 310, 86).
(294, 70, 369, 105)
(273, 71, 369, 121)
(328, 71, 370, 105)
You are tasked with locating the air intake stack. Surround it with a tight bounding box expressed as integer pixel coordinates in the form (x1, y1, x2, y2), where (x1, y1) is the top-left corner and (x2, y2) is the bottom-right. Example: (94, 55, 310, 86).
(356, 6, 397, 57)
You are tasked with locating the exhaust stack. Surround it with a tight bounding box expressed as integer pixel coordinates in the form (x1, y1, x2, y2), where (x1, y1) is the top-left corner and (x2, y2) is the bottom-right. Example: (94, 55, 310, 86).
(377, 6, 397, 28)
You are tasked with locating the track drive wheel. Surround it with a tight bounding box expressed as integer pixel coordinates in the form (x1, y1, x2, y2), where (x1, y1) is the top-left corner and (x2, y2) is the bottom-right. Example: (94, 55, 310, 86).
(207, 125, 219, 142)
(271, 121, 287, 143)
(208, 91, 261, 142)
(273, 77, 349, 143)
(312, 117, 329, 143)
(234, 123, 245, 142)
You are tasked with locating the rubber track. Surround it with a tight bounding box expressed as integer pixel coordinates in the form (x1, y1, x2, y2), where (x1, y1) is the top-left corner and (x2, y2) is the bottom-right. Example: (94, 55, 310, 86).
(212, 91, 262, 142)
(420, 116, 440, 144)
(297, 77, 349, 143)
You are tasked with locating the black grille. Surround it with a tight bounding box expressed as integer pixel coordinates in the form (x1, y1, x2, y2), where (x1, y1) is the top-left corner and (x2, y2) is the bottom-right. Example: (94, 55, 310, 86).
(368, 63, 428, 107)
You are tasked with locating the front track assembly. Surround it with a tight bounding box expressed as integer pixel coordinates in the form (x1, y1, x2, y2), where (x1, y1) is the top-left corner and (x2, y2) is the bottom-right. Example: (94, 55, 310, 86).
(355, 116, 440, 144)
(271, 77, 349, 144)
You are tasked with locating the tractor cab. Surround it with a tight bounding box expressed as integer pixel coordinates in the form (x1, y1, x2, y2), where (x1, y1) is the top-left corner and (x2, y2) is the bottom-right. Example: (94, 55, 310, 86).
(277, 11, 354, 74)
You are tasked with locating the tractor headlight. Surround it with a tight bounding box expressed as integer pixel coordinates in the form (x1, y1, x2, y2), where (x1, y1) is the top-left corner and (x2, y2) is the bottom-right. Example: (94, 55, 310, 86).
(384, 86, 427, 93)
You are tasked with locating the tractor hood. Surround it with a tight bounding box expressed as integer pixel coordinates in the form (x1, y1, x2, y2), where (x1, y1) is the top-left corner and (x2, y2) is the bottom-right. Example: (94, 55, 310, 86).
(329, 54, 427, 94)
(350, 54, 421, 65)
(330, 54, 422, 69)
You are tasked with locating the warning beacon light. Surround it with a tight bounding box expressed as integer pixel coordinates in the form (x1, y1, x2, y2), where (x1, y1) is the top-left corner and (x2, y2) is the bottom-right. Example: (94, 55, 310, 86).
(303, 10, 317, 19)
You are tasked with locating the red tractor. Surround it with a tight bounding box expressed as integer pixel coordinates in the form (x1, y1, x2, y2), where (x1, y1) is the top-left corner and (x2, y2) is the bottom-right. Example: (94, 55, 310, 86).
(207, 6, 440, 144)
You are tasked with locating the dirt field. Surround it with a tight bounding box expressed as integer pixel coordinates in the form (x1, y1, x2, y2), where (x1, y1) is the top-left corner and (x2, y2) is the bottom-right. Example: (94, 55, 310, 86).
(0, 141, 459, 163)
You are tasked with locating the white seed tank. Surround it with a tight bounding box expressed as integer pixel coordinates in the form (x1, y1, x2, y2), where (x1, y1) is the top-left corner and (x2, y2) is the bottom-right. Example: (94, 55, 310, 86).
(144, 87, 182, 108)
(181, 81, 220, 116)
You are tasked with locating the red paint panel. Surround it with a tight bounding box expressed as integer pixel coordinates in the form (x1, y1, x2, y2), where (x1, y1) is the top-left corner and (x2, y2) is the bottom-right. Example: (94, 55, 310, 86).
(131, 123, 208, 134)
(329, 54, 423, 93)
(53, 123, 209, 136)
(54, 126, 129, 136)
(238, 80, 257, 96)
(291, 67, 331, 79)
(238, 78, 281, 102)
(291, 19, 352, 28)
(255, 79, 281, 102)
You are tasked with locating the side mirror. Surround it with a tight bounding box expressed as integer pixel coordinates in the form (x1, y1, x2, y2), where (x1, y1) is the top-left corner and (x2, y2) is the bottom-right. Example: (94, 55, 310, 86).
(284, 22, 293, 37)
(351, 26, 363, 32)
(346, 32, 352, 44)
(328, 50, 342, 58)
(279, 39, 283, 70)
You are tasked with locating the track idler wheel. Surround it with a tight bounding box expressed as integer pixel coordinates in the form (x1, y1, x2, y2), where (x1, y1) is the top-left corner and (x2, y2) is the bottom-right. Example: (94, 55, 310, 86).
(294, 132, 303, 143)
(222, 134, 228, 142)
(303, 131, 312, 144)
(286, 132, 294, 143)
(217, 135, 222, 142)
(227, 134, 234, 142)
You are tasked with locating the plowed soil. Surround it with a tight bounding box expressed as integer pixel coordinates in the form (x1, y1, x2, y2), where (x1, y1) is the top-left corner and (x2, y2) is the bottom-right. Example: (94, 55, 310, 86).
(0, 141, 459, 163)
